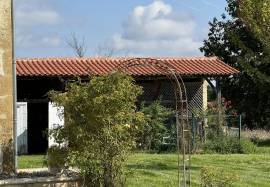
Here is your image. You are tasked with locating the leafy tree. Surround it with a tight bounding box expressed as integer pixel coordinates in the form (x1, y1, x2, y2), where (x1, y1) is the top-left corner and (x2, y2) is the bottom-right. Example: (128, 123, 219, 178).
(50, 73, 145, 186)
(137, 101, 172, 150)
(238, 0, 270, 49)
(200, 0, 270, 128)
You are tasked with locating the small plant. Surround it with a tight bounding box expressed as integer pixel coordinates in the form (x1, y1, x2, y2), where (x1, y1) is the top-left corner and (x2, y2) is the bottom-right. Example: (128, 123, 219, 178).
(46, 145, 68, 174)
(239, 138, 257, 153)
(200, 166, 238, 187)
(0, 140, 15, 174)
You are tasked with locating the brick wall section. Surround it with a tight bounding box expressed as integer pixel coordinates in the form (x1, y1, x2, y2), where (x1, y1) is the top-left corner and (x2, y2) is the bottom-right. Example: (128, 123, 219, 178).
(0, 0, 14, 173)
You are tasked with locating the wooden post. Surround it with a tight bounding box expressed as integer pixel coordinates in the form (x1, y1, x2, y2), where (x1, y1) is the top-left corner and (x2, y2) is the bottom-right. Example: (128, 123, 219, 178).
(216, 79, 222, 128)
(0, 0, 15, 174)
(239, 114, 242, 141)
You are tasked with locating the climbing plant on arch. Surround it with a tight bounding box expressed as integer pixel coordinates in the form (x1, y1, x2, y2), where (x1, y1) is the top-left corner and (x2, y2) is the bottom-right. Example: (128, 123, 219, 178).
(116, 58, 192, 187)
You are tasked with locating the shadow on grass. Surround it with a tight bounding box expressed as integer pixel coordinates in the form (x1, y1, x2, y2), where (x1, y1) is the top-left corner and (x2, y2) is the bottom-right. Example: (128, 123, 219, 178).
(255, 139, 270, 147)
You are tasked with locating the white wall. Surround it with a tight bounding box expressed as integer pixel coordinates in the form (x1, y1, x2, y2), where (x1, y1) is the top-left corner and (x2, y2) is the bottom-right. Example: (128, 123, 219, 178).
(17, 102, 28, 155)
(48, 102, 64, 147)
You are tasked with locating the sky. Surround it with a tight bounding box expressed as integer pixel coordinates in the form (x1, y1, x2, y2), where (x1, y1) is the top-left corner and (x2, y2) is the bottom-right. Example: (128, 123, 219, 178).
(14, 0, 228, 58)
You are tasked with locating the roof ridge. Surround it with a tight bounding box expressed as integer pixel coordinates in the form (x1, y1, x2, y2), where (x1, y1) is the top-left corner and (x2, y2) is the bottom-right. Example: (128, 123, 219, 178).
(16, 56, 218, 61)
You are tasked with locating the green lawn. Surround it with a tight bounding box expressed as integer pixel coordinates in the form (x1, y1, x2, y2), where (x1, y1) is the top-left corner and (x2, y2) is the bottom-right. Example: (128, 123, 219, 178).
(18, 155, 46, 169)
(18, 153, 270, 187)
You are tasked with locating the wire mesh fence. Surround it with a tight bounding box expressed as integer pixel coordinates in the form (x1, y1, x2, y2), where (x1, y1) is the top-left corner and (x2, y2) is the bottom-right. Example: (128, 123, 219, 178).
(190, 114, 242, 151)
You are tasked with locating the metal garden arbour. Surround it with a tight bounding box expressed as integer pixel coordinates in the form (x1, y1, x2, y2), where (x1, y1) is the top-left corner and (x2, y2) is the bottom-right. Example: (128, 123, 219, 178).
(115, 57, 192, 187)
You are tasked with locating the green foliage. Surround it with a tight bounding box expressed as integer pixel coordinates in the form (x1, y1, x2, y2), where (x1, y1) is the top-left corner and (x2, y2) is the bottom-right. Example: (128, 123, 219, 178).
(240, 138, 257, 154)
(203, 136, 239, 154)
(238, 0, 270, 49)
(200, 0, 270, 128)
(50, 72, 145, 186)
(136, 101, 172, 150)
(203, 136, 256, 154)
(197, 98, 234, 140)
(46, 145, 67, 171)
(200, 166, 238, 187)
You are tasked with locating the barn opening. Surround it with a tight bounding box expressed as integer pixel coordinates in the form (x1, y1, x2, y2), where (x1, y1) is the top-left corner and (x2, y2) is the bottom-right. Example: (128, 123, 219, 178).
(27, 102, 48, 154)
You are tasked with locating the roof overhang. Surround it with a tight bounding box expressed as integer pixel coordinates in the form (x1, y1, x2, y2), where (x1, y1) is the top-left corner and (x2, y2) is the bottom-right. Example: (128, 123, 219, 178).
(16, 57, 239, 78)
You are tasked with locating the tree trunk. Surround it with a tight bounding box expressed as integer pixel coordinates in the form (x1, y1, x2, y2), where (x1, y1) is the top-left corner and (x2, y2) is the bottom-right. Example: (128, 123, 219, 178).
(103, 161, 114, 187)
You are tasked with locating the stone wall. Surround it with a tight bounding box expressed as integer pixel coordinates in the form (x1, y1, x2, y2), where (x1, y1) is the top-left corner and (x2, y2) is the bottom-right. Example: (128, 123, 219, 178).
(0, 0, 15, 173)
(0, 176, 82, 187)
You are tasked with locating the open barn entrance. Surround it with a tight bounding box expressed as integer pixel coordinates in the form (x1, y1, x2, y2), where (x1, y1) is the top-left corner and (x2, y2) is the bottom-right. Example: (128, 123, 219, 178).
(27, 102, 48, 154)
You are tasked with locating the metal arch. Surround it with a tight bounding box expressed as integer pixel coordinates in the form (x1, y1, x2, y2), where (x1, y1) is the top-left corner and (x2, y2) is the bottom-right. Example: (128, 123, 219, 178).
(115, 57, 192, 187)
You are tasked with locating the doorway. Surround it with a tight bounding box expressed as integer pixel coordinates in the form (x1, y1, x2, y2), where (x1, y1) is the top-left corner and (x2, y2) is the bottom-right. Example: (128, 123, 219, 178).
(27, 102, 48, 154)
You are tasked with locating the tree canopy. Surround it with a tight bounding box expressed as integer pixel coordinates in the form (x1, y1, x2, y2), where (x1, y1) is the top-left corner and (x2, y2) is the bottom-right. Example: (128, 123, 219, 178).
(200, 0, 270, 128)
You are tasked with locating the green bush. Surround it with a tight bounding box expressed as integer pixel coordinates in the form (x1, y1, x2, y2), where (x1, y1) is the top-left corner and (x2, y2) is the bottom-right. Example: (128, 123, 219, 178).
(137, 101, 172, 150)
(50, 73, 145, 186)
(239, 138, 257, 153)
(203, 136, 256, 154)
(200, 166, 238, 187)
(46, 145, 68, 172)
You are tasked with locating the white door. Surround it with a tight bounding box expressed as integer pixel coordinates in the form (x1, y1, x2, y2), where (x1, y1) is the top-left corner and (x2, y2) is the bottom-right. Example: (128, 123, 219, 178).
(17, 102, 28, 155)
(48, 102, 64, 147)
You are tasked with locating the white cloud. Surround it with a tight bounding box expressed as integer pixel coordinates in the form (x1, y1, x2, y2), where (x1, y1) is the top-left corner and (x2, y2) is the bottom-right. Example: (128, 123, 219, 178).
(16, 9, 60, 26)
(14, 0, 61, 49)
(15, 0, 60, 26)
(111, 1, 202, 56)
(16, 33, 61, 48)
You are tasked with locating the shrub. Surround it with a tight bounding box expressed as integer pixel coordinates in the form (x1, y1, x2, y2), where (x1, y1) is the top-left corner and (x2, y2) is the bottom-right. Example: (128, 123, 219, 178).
(0, 140, 15, 173)
(200, 166, 238, 187)
(203, 136, 256, 154)
(203, 136, 239, 154)
(46, 145, 68, 173)
(239, 138, 257, 153)
(137, 101, 172, 150)
(50, 73, 145, 186)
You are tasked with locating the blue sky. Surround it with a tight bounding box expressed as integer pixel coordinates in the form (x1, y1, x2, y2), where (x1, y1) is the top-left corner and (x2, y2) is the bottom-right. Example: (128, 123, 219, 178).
(14, 0, 227, 58)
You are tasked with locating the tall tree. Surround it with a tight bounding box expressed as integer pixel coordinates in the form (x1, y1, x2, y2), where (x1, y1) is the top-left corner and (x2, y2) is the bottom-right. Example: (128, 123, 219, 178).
(239, 0, 270, 49)
(200, 0, 270, 128)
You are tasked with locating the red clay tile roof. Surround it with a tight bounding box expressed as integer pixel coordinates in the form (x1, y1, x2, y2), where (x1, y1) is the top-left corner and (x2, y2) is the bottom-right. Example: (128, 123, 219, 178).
(16, 57, 239, 77)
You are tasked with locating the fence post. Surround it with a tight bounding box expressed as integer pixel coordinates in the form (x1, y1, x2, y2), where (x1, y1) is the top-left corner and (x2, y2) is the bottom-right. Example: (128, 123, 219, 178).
(238, 114, 242, 141)
(192, 113, 196, 150)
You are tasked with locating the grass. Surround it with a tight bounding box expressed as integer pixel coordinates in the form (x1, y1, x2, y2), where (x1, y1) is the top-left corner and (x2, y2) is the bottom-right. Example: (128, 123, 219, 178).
(18, 155, 46, 169)
(241, 130, 270, 154)
(18, 153, 270, 187)
(125, 153, 270, 187)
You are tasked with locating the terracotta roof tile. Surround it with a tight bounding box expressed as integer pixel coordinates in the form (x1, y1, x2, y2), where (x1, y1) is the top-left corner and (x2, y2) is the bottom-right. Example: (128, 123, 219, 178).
(16, 57, 239, 77)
